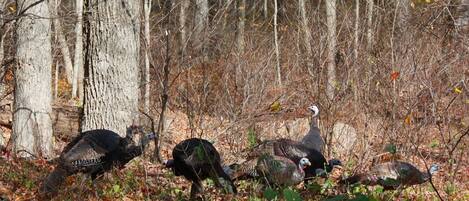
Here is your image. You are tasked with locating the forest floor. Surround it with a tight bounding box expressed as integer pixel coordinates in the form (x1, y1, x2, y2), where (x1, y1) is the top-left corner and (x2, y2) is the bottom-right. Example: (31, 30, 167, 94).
(0, 105, 468, 201)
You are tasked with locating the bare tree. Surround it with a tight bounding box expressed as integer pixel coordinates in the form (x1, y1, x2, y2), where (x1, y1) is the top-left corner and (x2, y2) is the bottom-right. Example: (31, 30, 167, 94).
(299, 0, 313, 72)
(366, 0, 373, 51)
(49, 0, 73, 85)
(455, 0, 469, 34)
(179, 0, 190, 59)
(274, 0, 282, 86)
(236, 0, 246, 84)
(194, 0, 208, 58)
(72, 0, 84, 100)
(143, 0, 151, 114)
(326, 0, 337, 100)
(13, 0, 54, 158)
(354, 0, 360, 60)
(82, 0, 141, 136)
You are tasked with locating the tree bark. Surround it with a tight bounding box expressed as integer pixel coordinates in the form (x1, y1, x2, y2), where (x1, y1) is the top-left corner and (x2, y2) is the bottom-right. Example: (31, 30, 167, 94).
(237, 0, 246, 55)
(143, 0, 151, 114)
(354, 0, 360, 60)
(179, 0, 190, 59)
(299, 0, 313, 72)
(82, 0, 140, 136)
(72, 0, 84, 100)
(13, 0, 54, 158)
(326, 0, 337, 100)
(274, 0, 282, 86)
(395, 0, 410, 65)
(0, 0, 5, 149)
(194, 0, 208, 58)
(455, 0, 469, 32)
(264, 0, 268, 19)
(50, 0, 73, 85)
(366, 0, 373, 51)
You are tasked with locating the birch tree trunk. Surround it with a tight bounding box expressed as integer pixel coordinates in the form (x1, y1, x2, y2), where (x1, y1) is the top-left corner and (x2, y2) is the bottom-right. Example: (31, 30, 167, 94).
(179, 0, 190, 59)
(274, 0, 282, 86)
(194, 0, 208, 58)
(50, 0, 73, 85)
(82, 0, 140, 136)
(326, 0, 337, 100)
(366, 0, 373, 51)
(264, 0, 268, 19)
(143, 0, 151, 114)
(354, 0, 360, 60)
(72, 0, 84, 100)
(13, 0, 54, 158)
(299, 0, 313, 72)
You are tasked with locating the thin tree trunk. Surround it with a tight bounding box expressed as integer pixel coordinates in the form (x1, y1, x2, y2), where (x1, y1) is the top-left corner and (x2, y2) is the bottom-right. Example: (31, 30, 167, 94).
(50, 0, 73, 85)
(72, 0, 84, 100)
(274, 0, 282, 87)
(366, 0, 373, 51)
(264, 0, 268, 19)
(143, 0, 151, 114)
(179, 0, 189, 59)
(82, 0, 141, 136)
(13, 0, 54, 158)
(299, 0, 313, 72)
(326, 0, 337, 100)
(354, 0, 360, 60)
(0, 0, 6, 149)
(194, 0, 208, 58)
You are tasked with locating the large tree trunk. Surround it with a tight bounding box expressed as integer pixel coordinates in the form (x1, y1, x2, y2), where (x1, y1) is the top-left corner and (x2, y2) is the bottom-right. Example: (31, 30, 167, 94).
(13, 0, 54, 158)
(50, 0, 73, 85)
(179, 0, 190, 59)
(82, 0, 140, 136)
(0, 0, 5, 149)
(274, 0, 282, 86)
(194, 0, 208, 58)
(299, 0, 313, 72)
(326, 0, 337, 100)
(143, 0, 151, 114)
(72, 0, 84, 100)
(366, 0, 373, 51)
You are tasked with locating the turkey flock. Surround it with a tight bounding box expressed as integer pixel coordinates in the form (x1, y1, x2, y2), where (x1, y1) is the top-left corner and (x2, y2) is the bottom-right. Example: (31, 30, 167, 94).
(39, 105, 440, 200)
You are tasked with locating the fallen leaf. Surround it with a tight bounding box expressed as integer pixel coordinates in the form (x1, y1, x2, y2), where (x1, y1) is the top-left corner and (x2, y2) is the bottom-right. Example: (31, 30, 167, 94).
(390, 71, 400, 81)
(453, 87, 462, 94)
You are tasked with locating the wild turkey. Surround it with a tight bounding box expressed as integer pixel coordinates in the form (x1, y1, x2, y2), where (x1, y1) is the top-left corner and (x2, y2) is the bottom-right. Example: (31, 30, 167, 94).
(165, 138, 237, 199)
(232, 154, 311, 187)
(40, 126, 155, 195)
(340, 161, 439, 190)
(301, 105, 324, 153)
(234, 138, 341, 180)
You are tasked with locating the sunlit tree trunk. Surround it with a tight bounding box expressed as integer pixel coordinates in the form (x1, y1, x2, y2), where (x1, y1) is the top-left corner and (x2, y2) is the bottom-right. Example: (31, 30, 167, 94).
(194, 0, 208, 58)
(143, 0, 151, 114)
(50, 0, 73, 85)
(0, 0, 6, 149)
(326, 0, 337, 100)
(72, 0, 84, 100)
(274, 0, 282, 86)
(299, 0, 313, 72)
(264, 0, 268, 19)
(366, 0, 373, 51)
(82, 0, 140, 136)
(13, 0, 54, 158)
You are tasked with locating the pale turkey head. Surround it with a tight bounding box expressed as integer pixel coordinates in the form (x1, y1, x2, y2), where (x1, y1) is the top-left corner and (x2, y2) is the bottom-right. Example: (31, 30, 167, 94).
(299, 157, 311, 169)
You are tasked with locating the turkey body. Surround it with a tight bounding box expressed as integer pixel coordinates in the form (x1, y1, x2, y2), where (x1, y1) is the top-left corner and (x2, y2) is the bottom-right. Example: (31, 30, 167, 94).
(232, 154, 311, 187)
(166, 138, 237, 199)
(340, 161, 439, 190)
(40, 127, 153, 195)
(301, 105, 324, 153)
(246, 138, 340, 180)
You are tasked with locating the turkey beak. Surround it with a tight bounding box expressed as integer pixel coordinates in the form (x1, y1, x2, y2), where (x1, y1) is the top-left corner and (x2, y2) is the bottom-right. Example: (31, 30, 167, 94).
(306, 161, 311, 166)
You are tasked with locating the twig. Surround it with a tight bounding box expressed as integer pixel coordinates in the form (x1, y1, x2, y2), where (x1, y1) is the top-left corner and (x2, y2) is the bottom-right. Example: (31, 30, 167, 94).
(449, 127, 469, 157)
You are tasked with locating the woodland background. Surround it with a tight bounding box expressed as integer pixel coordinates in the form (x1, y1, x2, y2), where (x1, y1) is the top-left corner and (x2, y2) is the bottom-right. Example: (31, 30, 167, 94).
(0, 0, 468, 200)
